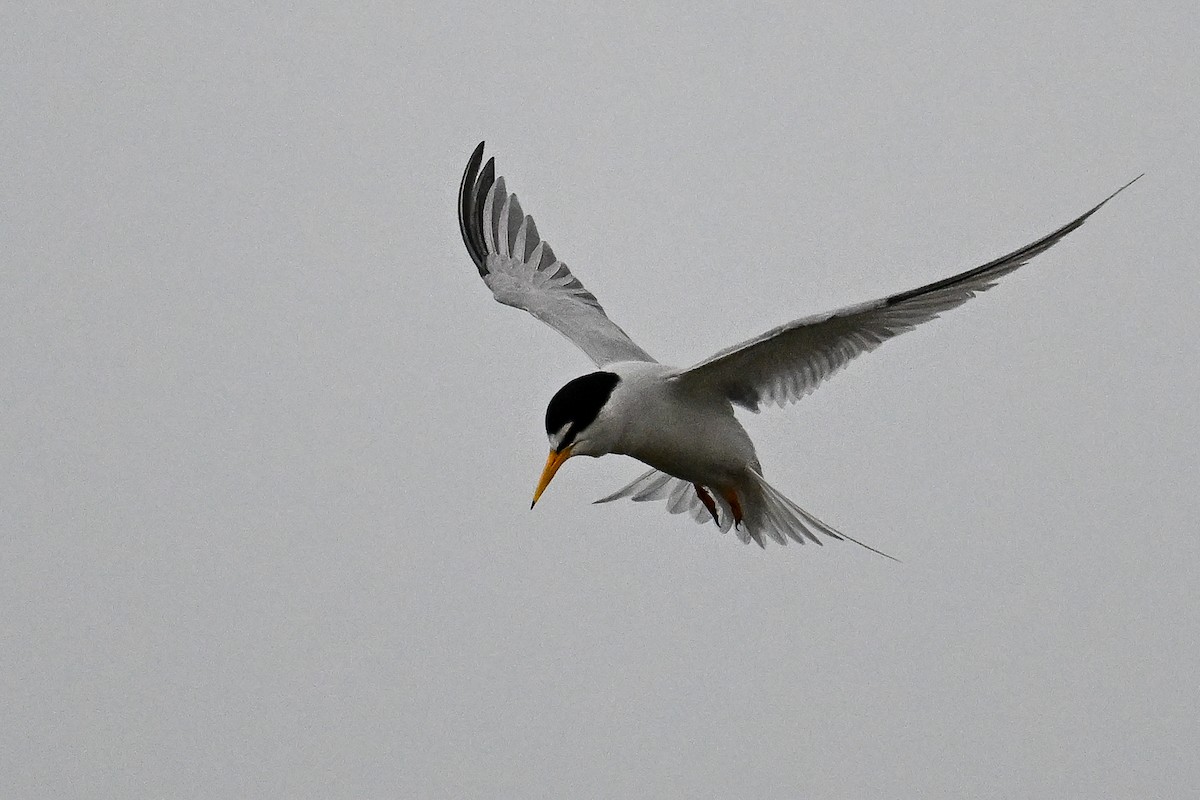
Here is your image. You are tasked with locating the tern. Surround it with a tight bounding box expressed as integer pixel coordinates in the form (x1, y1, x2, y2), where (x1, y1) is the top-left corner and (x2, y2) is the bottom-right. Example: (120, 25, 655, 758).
(458, 141, 1138, 553)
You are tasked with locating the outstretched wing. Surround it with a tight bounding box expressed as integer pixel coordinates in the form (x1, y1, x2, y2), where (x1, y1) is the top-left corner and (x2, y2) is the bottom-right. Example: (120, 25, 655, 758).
(672, 176, 1141, 410)
(458, 142, 655, 367)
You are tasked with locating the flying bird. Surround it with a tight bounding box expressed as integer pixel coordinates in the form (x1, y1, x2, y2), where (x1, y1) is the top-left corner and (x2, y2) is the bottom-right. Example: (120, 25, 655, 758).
(457, 141, 1138, 553)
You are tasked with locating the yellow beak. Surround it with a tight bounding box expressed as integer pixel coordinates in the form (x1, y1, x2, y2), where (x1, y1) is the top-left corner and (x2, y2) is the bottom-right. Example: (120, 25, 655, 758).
(531, 446, 573, 508)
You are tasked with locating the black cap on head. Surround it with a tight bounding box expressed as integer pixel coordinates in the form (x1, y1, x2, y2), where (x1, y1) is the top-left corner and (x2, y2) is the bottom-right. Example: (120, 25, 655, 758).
(545, 371, 620, 450)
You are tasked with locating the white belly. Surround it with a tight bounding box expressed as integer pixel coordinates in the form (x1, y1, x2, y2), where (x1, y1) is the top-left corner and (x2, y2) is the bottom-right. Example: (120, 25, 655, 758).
(607, 363, 758, 487)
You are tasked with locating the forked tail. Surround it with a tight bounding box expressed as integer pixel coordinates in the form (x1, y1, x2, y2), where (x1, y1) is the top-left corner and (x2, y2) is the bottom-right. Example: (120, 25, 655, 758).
(742, 470, 898, 559)
(595, 467, 898, 559)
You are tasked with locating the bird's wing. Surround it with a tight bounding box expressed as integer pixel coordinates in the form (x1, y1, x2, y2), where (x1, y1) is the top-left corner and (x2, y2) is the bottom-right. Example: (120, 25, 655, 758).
(672, 176, 1141, 410)
(458, 142, 656, 367)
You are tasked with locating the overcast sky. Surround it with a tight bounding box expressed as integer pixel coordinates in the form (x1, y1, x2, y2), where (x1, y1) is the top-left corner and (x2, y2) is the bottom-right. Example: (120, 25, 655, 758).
(4, 3, 1198, 798)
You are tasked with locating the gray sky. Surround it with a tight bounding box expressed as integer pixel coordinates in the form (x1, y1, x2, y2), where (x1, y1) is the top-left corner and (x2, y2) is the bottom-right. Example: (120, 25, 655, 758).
(4, 3, 1198, 798)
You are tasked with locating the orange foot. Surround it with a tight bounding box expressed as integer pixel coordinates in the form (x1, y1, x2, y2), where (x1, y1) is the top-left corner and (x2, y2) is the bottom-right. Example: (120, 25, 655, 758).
(693, 484, 719, 525)
(721, 488, 744, 529)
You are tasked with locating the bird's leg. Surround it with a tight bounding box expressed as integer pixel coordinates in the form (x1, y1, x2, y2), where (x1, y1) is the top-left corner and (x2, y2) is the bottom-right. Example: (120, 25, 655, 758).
(693, 484, 720, 526)
(721, 488, 744, 529)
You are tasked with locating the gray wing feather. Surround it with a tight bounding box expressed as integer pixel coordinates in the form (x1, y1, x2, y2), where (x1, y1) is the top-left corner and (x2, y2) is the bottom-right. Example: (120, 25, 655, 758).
(458, 142, 655, 367)
(674, 176, 1141, 410)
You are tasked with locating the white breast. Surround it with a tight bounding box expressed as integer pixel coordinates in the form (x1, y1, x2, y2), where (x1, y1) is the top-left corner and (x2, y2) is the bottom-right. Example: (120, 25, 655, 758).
(603, 362, 759, 486)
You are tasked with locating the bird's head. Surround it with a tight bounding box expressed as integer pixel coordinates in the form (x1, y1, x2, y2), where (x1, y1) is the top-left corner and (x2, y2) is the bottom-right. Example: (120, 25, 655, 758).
(531, 371, 621, 507)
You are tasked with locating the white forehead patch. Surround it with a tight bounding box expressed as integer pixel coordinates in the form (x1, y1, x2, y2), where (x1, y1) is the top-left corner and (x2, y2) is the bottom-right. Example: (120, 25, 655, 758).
(549, 422, 572, 450)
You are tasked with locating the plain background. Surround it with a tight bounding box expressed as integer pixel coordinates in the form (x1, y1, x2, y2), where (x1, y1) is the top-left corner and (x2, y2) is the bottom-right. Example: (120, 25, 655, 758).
(4, 3, 1198, 798)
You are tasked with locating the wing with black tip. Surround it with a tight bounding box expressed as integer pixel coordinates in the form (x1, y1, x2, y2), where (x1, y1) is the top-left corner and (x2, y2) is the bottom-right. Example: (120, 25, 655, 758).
(458, 142, 655, 367)
(672, 176, 1141, 410)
